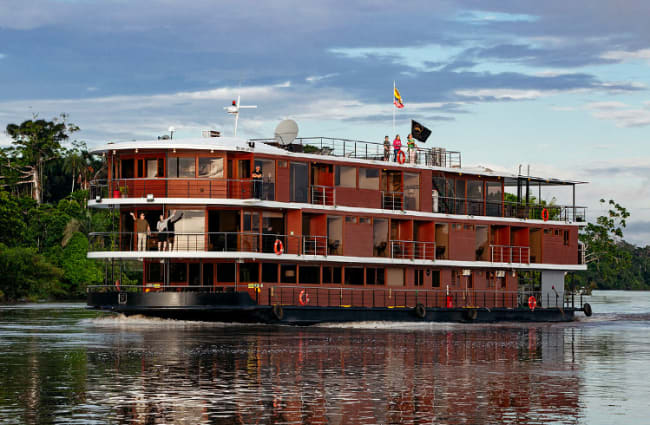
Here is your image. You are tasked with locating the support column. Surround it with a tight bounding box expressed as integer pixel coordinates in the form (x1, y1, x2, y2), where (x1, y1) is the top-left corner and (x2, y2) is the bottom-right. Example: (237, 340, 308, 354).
(572, 184, 576, 222)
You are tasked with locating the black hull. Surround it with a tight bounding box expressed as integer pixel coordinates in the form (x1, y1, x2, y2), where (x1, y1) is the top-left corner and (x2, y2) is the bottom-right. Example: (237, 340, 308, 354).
(87, 291, 577, 324)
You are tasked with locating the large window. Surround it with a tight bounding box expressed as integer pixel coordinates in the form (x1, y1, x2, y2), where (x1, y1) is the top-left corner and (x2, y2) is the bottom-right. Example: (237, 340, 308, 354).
(198, 157, 224, 178)
(359, 168, 379, 190)
(281, 264, 297, 283)
(404, 173, 420, 210)
(254, 158, 275, 200)
(170, 262, 187, 283)
(323, 266, 342, 284)
(366, 268, 385, 285)
(467, 180, 484, 215)
(299, 266, 320, 284)
(239, 263, 259, 283)
(290, 162, 309, 203)
(486, 181, 503, 217)
(262, 263, 278, 283)
(168, 157, 196, 178)
(217, 263, 235, 283)
(335, 166, 356, 188)
(344, 267, 364, 285)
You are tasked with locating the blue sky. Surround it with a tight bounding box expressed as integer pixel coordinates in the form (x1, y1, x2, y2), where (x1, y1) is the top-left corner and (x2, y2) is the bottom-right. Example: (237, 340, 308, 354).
(1, 0, 649, 244)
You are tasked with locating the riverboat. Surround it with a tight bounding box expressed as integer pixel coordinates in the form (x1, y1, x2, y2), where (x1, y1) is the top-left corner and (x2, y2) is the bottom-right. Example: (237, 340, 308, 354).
(86, 125, 592, 323)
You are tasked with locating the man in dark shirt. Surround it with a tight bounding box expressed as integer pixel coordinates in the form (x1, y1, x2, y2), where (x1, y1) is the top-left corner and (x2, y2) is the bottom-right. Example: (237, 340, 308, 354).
(252, 165, 263, 199)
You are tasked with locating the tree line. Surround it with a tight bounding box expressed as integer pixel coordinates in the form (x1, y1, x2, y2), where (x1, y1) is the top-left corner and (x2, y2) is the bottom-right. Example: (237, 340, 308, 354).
(0, 116, 649, 301)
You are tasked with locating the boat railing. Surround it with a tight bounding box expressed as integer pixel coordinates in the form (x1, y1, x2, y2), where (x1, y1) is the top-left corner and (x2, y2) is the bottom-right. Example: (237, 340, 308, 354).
(87, 284, 580, 310)
(433, 195, 586, 222)
(382, 191, 404, 210)
(250, 137, 462, 168)
(88, 231, 326, 255)
(490, 245, 530, 264)
(90, 178, 274, 201)
(311, 185, 335, 206)
(390, 240, 436, 260)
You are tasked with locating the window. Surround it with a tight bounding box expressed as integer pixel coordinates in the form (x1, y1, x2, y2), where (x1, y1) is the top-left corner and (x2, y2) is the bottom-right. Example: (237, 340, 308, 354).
(403, 173, 420, 210)
(281, 264, 297, 283)
(345, 216, 357, 224)
(544, 229, 553, 235)
(359, 168, 380, 190)
(189, 263, 201, 285)
(262, 263, 278, 283)
(359, 217, 371, 224)
(486, 181, 502, 217)
(335, 166, 356, 188)
(464, 224, 474, 231)
(239, 263, 259, 283)
(147, 262, 164, 282)
(168, 157, 196, 178)
(198, 157, 224, 178)
(563, 230, 569, 246)
(431, 270, 441, 287)
(170, 262, 187, 283)
(203, 263, 214, 286)
(323, 266, 342, 284)
(217, 263, 236, 283)
(121, 158, 134, 178)
(290, 162, 309, 203)
(254, 159, 275, 200)
(278, 160, 288, 168)
(344, 267, 364, 285)
(452, 223, 463, 231)
(366, 268, 385, 285)
(299, 266, 320, 284)
(414, 269, 424, 286)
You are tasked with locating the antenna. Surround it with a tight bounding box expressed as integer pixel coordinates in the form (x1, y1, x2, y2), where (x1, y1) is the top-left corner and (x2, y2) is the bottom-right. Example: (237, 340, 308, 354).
(168, 126, 175, 140)
(224, 95, 257, 136)
(274, 119, 299, 145)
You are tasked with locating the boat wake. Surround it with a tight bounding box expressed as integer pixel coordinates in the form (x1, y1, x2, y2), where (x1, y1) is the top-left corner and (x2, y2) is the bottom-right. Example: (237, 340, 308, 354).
(80, 314, 254, 329)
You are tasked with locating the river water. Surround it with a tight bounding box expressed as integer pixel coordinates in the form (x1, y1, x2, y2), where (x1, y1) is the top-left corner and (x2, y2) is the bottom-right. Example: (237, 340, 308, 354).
(0, 290, 648, 424)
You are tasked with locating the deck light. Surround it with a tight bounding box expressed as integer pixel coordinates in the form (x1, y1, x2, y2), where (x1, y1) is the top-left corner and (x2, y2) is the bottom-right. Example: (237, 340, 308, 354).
(95, 195, 102, 203)
(146, 194, 154, 202)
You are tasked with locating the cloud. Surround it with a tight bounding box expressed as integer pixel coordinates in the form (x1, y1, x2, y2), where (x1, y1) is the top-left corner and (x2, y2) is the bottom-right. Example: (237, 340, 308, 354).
(585, 101, 650, 127)
(0, 53, 5, 59)
(601, 48, 650, 62)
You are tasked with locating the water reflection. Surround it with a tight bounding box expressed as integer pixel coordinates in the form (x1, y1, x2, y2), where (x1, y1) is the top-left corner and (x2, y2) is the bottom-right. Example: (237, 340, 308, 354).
(68, 323, 582, 424)
(3, 299, 648, 425)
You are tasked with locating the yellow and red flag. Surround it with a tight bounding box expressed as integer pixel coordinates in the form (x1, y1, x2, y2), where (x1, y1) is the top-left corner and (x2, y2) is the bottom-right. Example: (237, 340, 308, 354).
(394, 87, 404, 109)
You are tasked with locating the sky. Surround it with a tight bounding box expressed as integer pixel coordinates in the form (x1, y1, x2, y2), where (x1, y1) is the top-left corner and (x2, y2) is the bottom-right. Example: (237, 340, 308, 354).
(1, 0, 649, 245)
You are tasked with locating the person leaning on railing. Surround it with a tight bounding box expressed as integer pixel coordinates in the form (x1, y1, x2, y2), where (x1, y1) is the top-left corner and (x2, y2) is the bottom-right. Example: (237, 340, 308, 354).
(407, 134, 416, 164)
(393, 135, 402, 162)
(251, 165, 263, 199)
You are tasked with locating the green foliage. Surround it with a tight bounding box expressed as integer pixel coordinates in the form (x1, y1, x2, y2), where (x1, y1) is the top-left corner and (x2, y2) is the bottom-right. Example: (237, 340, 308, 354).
(0, 244, 64, 301)
(0, 190, 27, 246)
(61, 232, 103, 296)
(568, 199, 644, 291)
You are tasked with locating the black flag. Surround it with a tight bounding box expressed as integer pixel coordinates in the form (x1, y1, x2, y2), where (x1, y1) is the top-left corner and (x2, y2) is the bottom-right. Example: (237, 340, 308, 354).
(411, 120, 431, 143)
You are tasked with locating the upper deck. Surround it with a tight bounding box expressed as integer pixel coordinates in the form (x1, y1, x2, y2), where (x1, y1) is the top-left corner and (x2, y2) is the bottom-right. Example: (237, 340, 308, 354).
(89, 136, 587, 223)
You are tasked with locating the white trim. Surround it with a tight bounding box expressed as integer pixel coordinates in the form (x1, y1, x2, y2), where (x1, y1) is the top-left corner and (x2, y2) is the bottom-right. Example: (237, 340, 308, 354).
(88, 197, 585, 226)
(87, 251, 587, 271)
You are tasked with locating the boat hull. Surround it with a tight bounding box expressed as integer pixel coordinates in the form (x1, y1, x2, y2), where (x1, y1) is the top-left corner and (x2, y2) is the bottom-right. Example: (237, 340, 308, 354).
(87, 291, 577, 324)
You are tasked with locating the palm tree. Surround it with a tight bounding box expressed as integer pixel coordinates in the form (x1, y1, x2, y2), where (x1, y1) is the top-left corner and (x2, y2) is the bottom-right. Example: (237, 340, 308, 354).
(63, 151, 86, 194)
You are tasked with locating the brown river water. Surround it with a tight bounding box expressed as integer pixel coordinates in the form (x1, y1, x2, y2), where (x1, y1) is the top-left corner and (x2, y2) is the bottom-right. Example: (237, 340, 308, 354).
(0, 290, 648, 424)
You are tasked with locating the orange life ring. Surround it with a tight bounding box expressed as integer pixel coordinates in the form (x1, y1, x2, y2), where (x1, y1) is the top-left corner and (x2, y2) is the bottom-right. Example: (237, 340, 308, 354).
(528, 296, 537, 311)
(446, 295, 453, 308)
(541, 208, 549, 221)
(299, 290, 310, 306)
(115, 280, 120, 291)
(274, 239, 283, 255)
(397, 150, 406, 164)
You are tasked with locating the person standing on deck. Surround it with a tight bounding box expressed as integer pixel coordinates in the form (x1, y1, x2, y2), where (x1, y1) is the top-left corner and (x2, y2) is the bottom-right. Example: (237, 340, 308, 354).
(156, 214, 168, 251)
(252, 165, 263, 199)
(392, 135, 402, 162)
(165, 210, 184, 251)
(130, 212, 150, 251)
(383, 136, 391, 161)
(407, 133, 416, 164)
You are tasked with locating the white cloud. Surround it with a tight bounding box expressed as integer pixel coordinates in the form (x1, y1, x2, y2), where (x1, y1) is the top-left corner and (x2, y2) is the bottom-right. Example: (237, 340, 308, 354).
(601, 48, 650, 62)
(305, 73, 338, 83)
(0, 53, 5, 60)
(585, 101, 650, 127)
(455, 88, 547, 100)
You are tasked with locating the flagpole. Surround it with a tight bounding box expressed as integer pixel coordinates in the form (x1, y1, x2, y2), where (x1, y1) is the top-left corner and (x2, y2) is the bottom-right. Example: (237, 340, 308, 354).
(392, 80, 396, 134)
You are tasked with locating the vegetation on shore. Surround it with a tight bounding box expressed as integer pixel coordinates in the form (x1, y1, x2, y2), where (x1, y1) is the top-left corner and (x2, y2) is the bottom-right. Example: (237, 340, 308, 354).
(0, 116, 649, 302)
